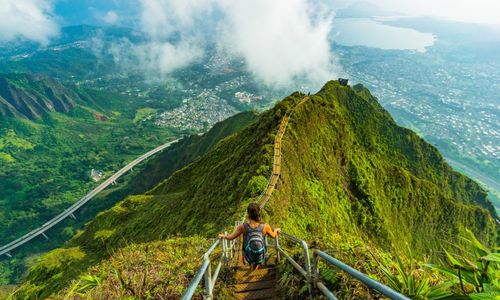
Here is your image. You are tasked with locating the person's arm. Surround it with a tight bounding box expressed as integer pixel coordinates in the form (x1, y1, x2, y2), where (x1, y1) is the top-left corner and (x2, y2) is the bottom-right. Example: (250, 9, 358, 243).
(263, 224, 281, 238)
(218, 224, 244, 240)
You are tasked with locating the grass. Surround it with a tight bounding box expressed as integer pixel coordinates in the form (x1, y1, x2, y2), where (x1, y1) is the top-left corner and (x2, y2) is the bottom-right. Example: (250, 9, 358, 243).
(0, 152, 14, 162)
(133, 107, 157, 123)
(52, 237, 214, 299)
(0, 285, 17, 299)
(11, 81, 497, 299)
(375, 250, 453, 299)
(0, 129, 34, 150)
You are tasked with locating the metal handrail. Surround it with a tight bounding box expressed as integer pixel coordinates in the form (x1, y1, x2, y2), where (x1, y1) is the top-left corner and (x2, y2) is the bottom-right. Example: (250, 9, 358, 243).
(275, 232, 313, 296)
(255, 115, 287, 210)
(181, 239, 220, 300)
(182, 228, 240, 300)
(312, 249, 410, 300)
(182, 95, 411, 299)
(274, 233, 410, 300)
(183, 233, 412, 299)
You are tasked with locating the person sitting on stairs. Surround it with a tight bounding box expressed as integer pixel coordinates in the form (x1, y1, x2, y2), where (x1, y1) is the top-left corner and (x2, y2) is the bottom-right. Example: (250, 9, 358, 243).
(219, 203, 281, 270)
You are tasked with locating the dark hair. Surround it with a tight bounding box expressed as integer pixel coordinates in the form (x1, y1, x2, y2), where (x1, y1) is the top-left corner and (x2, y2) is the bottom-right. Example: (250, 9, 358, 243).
(247, 203, 261, 222)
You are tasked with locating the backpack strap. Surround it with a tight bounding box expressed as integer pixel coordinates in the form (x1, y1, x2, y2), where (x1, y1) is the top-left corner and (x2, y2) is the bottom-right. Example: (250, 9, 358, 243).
(243, 222, 251, 234)
(244, 222, 265, 233)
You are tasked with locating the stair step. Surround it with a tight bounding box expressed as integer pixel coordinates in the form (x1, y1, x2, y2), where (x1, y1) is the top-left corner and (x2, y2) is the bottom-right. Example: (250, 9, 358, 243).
(236, 266, 274, 275)
(235, 288, 275, 300)
(235, 279, 274, 292)
(235, 268, 276, 283)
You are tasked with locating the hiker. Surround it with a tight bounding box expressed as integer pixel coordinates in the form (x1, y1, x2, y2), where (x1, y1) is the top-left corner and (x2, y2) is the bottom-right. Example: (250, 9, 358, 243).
(219, 203, 281, 269)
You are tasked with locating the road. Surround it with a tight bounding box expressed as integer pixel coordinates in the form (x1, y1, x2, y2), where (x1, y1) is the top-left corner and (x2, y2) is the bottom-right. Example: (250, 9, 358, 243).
(445, 157, 500, 192)
(0, 139, 179, 257)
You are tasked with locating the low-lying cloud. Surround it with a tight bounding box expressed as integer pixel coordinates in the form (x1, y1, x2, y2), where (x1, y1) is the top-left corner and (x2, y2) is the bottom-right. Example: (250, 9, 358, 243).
(131, 0, 211, 78)
(220, 0, 335, 86)
(102, 11, 119, 25)
(133, 41, 204, 77)
(106, 0, 339, 87)
(0, 0, 59, 45)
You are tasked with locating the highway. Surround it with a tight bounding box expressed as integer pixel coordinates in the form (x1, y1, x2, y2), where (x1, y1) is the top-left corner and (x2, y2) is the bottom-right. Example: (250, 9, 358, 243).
(444, 157, 500, 192)
(0, 139, 179, 258)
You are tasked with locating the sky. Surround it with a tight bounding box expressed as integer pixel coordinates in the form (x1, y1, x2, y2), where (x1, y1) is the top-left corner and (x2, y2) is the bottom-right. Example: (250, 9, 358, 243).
(0, 0, 499, 85)
(2, 0, 500, 45)
(98, 0, 338, 86)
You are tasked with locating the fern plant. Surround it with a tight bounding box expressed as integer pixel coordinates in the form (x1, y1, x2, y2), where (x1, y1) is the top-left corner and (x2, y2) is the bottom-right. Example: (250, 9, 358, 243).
(276, 260, 309, 298)
(374, 249, 453, 299)
(64, 272, 106, 299)
(425, 228, 499, 299)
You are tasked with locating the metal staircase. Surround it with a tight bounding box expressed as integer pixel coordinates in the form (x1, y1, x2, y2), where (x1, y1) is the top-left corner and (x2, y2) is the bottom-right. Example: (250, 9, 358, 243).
(232, 247, 277, 300)
(182, 97, 410, 299)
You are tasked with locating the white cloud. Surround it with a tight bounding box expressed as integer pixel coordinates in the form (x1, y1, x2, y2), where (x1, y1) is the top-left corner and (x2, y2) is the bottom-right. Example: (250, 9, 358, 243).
(103, 11, 119, 24)
(133, 41, 204, 78)
(219, 0, 336, 86)
(0, 0, 59, 45)
(140, 0, 215, 39)
(123, 0, 338, 86)
(106, 0, 210, 78)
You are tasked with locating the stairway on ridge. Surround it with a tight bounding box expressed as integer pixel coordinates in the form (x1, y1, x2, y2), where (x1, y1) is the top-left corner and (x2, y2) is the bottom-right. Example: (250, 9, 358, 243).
(229, 108, 299, 299)
(231, 249, 278, 300)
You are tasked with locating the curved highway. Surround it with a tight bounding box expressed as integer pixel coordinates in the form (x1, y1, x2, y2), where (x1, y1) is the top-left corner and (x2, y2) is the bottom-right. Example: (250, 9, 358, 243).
(0, 139, 179, 257)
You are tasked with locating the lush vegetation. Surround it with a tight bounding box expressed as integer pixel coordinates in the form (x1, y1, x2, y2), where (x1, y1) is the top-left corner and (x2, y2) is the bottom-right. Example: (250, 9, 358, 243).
(10, 237, 216, 300)
(0, 86, 257, 288)
(10, 81, 497, 299)
(0, 113, 171, 243)
(267, 81, 497, 298)
(0, 72, 175, 285)
(0, 73, 79, 119)
(426, 228, 499, 298)
(268, 82, 496, 250)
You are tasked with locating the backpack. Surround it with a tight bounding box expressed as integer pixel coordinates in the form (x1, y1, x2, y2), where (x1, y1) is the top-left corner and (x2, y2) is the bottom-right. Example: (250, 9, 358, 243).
(242, 223, 267, 265)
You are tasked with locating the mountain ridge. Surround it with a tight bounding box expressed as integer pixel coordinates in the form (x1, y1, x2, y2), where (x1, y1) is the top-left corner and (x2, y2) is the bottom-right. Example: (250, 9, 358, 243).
(0, 73, 79, 119)
(11, 80, 497, 299)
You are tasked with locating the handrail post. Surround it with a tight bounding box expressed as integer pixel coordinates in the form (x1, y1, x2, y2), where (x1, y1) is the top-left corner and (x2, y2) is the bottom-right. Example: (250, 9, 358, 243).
(275, 234, 281, 264)
(203, 254, 213, 299)
(230, 239, 235, 260)
(223, 231, 228, 261)
(300, 240, 313, 298)
(264, 235, 269, 265)
(312, 250, 319, 290)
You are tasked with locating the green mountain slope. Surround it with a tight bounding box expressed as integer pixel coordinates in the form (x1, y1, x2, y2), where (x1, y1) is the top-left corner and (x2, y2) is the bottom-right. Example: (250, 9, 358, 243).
(122, 110, 260, 194)
(269, 82, 496, 252)
(12, 81, 497, 299)
(0, 72, 180, 287)
(0, 74, 80, 119)
(0, 110, 257, 288)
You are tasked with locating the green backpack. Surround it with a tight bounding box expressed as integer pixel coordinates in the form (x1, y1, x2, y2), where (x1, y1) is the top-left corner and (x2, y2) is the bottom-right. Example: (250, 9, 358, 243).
(242, 223, 267, 265)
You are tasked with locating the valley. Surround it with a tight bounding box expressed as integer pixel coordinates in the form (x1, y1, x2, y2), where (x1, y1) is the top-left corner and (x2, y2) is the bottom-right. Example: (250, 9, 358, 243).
(333, 17, 500, 211)
(10, 81, 497, 299)
(0, 5, 498, 298)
